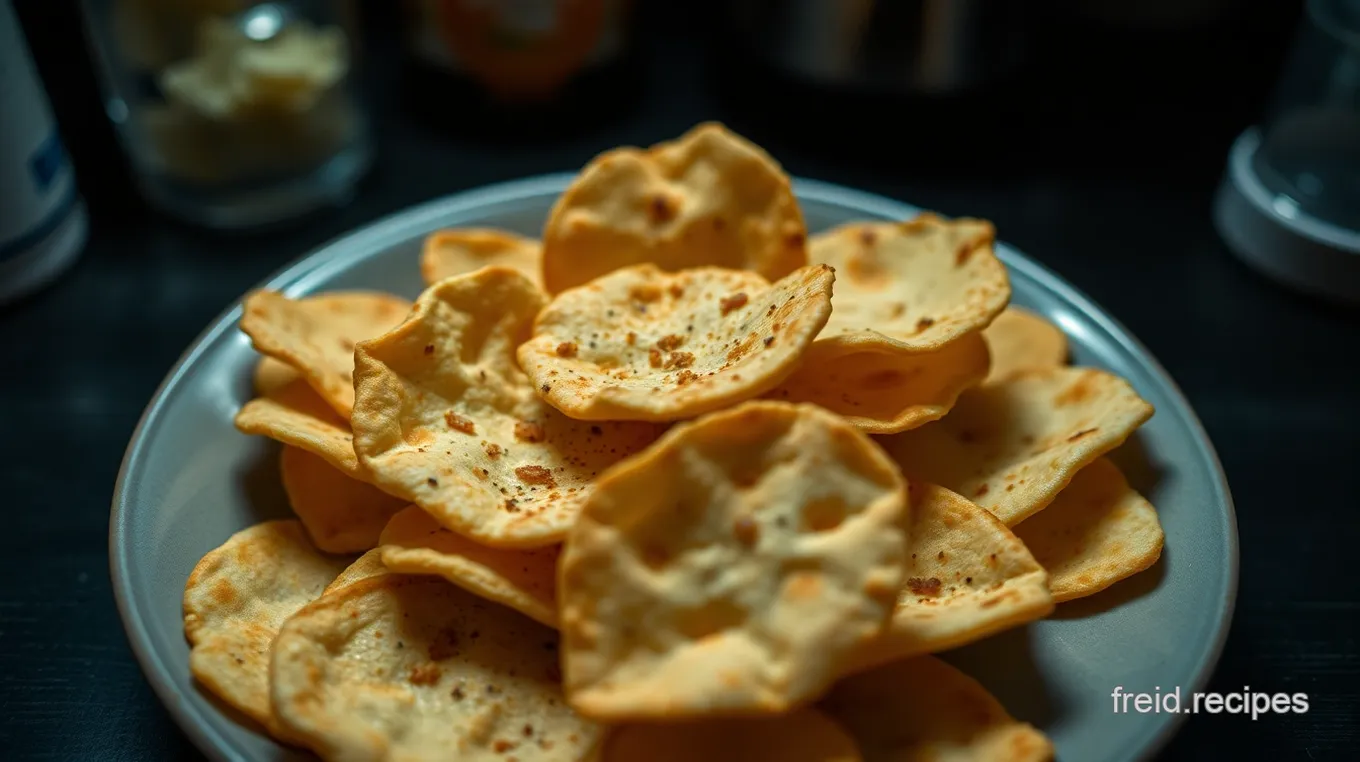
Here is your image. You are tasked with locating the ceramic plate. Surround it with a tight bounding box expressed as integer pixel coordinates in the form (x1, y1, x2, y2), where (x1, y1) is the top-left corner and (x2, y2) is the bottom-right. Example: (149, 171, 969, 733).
(111, 175, 1238, 762)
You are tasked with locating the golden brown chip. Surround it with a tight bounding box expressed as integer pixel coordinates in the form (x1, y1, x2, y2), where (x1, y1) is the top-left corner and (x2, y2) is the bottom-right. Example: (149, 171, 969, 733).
(541, 122, 808, 293)
(810, 216, 1010, 354)
(881, 367, 1154, 526)
(594, 708, 862, 762)
(379, 505, 561, 627)
(240, 290, 412, 419)
(280, 446, 407, 554)
(983, 307, 1069, 384)
(253, 356, 300, 396)
(183, 520, 349, 736)
(420, 228, 542, 287)
(846, 484, 1053, 674)
(519, 264, 834, 421)
(270, 575, 600, 762)
(559, 401, 907, 721)
(1013, 458, 1163, 602)
(352, 267, 660, 548)
(768, 332, 990, 435)
(323, 548, 390, 596)
(235, 379, 361, 476)
(822, 656, 1054, 762)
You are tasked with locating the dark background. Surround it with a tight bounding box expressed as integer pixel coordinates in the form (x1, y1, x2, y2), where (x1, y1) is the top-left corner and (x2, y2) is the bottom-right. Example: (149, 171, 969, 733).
(3, 1, 1357, 759)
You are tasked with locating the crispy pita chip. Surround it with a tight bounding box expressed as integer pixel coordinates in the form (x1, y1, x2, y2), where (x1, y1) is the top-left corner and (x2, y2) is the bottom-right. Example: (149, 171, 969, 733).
(421, 228, 542, 287)
(241, 290, 412, 419)
(881, 368, 1154, 526)
(323, 548, 390, 595)
(271, 575, 600, 762)
(768, 332, 990, 435)
(253, 356, 300, 396)
(519, 264, 834, 421)
(846, 484, 1053, 674)
(280, 446, 407, 554)
(541, 122, 808, 293)
(809, 216, 1010, 354)
(235, 379, 362, 475)
(595, 708, 862, 762)
(559, 401, 907, 720)
(983, 307, 1068, 384)
(183, 520, 349, 736)
(1013, 458, 1163, 602)
(379, 505, 561, 627)
(352, 267, 661, 548)
(823, 656, 1055, 762)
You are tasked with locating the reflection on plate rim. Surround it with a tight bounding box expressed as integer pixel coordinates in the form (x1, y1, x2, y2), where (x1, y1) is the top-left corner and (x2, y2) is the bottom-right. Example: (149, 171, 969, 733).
(109, 174, 1238, 762)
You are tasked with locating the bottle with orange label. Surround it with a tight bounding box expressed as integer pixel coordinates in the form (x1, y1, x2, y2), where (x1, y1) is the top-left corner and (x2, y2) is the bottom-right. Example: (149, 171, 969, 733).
(400, 0, 640, 135)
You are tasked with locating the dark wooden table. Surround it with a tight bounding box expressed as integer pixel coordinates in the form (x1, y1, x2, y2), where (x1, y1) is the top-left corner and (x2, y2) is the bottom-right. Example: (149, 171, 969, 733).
(3, 3, 1356, 760)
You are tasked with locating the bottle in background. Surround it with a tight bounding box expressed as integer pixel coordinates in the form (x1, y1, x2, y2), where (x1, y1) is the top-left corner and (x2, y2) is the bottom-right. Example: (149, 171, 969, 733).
(0, 0, 89, 304)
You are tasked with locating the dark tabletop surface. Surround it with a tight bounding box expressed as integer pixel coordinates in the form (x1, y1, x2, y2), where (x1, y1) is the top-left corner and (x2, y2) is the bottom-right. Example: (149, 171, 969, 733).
(3, 2, 1357, 760)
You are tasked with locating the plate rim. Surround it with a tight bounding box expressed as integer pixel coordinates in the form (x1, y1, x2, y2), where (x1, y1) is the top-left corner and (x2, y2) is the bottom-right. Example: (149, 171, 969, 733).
(109, 173, 1239, 762)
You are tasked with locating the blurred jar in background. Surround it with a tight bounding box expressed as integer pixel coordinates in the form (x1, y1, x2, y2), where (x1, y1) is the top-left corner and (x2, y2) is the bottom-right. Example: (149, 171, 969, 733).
(80, 0, 370, 229)
(1214, 0, 1360, 302)
(400, 0, 640, 137)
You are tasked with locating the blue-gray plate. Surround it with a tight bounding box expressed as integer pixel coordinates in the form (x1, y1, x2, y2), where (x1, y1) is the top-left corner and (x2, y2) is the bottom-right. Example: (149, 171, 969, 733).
(112, 175, 1237, 762)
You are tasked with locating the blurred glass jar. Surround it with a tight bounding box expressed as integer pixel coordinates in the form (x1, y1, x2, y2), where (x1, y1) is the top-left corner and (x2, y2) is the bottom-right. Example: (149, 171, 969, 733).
(81, 0, 371, 228)
(398, 0, 640, 137)
(1213, 0, 1360, 301)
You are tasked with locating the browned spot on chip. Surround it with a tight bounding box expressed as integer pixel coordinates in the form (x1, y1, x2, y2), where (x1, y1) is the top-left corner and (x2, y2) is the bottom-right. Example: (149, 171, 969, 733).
(733, 516, 759, 546)
(516, 466, 557, 488)
(406, 428, 435, 446)
(676, 370, 699, 386)
(785, 572, 822, 600)
(424, 344, 435, 356)
(648, 194, 677, 225)
(209, 578, 237, 606)
(862, 369, 907, 390)
(956, 237, 983, 266)
(906, 577, 943, 597)
(786, 231, 806, 248)
(444, 412, 476, 434)
(656, 334, 684, 351)
(915, 317, 936, 332)
(555, 342, 578, 358)
(409, 662, 442, 686)
(845, 253, 892, 289)
(664, 352, 695, 370)
(484, 442, 503, 459)
(1067, 427, 1099, 442)
(725, 335, 759, 363)
(668, 283, 685, 299)
(719, 292, 749, 315)
(513, 421, 545, 443)
(974, 484, 990, 497)
(625, 332, 637, 346)
(631, 284, 663, 303)
(1054, 374, 1097, 406)
(647, 349, 663, 368)
(426, 628, 459, 660)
